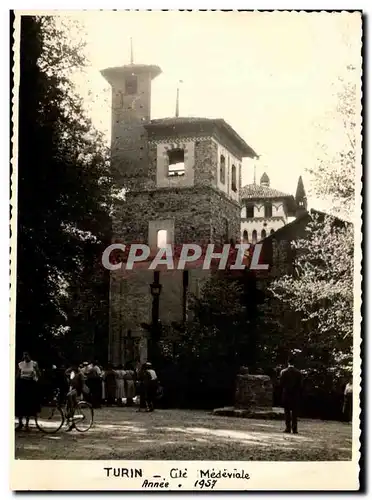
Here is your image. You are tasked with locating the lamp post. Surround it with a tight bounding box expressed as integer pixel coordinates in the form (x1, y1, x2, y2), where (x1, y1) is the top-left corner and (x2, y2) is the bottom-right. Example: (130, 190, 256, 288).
(142, 271, 162, 363)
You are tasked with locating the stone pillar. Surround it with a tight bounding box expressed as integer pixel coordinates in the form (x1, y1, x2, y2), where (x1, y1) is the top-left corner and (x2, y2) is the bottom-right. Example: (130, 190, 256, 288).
(213, 369, 283, 419)
(235, 373, 273, 409)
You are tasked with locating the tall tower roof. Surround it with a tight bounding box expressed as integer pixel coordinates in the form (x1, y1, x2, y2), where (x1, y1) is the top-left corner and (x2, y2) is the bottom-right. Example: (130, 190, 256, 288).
(295, 175, 306, 203)
(260, 172, 270, 187)
(101, 63, 162, 86)
(295, 175, 308, 216)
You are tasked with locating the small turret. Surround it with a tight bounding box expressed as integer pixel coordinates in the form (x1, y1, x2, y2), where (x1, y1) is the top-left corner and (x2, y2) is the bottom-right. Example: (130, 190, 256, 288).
(295, 175, 307, 216)
(260, 172, 270, 187)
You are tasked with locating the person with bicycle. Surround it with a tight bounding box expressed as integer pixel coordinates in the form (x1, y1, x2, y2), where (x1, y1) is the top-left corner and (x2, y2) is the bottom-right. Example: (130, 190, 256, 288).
(65, 364, 86, 429)
(34, 363, 93, 435)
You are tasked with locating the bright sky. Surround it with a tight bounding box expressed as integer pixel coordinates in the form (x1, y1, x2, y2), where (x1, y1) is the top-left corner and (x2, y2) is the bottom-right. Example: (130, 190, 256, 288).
(69, 11, 361, 210)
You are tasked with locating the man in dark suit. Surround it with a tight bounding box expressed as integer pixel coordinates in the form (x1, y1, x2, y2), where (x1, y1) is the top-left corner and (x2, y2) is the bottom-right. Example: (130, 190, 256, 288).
(279, 358, 303, 434)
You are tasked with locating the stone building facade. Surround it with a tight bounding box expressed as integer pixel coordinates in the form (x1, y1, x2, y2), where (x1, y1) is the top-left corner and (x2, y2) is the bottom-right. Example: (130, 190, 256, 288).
(259, 207, 347, 281)
(101, 61, 258, 364)
(240, 173, 307, 243)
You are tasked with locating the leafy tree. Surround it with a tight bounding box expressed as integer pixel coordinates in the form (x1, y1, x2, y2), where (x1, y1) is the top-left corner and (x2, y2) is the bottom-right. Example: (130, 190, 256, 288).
(261, 215, 353, 372)
(159, 274, 243, 358)
(174, 271, 263, 364)
(16, 16, 112, 364)
(309, 64, 359, 218)
(260, 67, 358, 382)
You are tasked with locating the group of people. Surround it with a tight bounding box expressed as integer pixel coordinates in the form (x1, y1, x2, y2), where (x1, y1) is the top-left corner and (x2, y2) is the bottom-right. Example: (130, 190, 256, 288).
(15, 351, 353, 435)
(64, 361, 138, 408)
(15, 351, 161, 431)
(58, 360, 160, 412)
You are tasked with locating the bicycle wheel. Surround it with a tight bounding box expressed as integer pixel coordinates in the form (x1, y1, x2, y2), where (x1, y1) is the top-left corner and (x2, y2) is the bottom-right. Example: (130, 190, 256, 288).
(73, 401, 93, 432)
(35, 405, 64, 434)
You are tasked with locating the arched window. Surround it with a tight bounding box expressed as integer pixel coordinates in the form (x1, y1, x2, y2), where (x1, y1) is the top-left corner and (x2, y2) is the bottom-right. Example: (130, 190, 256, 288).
(264, 202, 272, 218)
(246, 203, 254, 218)
(252, 230, 257, 244)
(270, 229, 275, 235)
(243, 230, 248, 243)
(157, 229, 167, 249)
(220, 155, 226, 184)
(231, 164, 237, 192)
(261, 229, 267, 240)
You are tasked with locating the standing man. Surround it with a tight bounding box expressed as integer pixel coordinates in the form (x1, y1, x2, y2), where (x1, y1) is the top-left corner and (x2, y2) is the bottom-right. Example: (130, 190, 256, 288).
(279, 358, 303, 434)
(143, 362, 159, 412)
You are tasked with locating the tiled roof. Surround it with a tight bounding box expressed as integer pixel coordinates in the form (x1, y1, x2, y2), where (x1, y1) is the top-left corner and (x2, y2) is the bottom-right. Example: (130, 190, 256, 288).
(149, 117, 209, 126)
(145, 117, 258, 158)
(263, 208, 351, 243)
(241, 183, 293, 200)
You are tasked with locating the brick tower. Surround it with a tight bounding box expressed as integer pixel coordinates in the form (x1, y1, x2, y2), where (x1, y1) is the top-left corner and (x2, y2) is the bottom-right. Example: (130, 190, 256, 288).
(101, 59, 258, 365)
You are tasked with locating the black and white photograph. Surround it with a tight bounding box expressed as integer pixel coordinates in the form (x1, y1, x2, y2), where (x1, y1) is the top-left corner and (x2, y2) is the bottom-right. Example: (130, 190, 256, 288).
(10, 9, 362, 491)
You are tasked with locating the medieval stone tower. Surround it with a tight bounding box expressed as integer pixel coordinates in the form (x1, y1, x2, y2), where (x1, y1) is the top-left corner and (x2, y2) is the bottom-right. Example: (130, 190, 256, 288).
(101, 60, 257, 364)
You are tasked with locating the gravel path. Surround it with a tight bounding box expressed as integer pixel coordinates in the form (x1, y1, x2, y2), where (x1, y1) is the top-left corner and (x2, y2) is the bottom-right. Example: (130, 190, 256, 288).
(14, 407, 352, 461)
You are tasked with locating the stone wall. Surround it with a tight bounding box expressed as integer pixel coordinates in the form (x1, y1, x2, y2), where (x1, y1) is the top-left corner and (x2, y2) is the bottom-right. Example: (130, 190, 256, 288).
(108, 119, 246, 364)
(106, 69, 153, 190)
(111, 123, 149, 189)
(113, 185, 240, 247)
(147, 138, 242, 201)
(194, 138, 218, 187)
(109, 132, 242, 364)
(108, 180, 242, 364)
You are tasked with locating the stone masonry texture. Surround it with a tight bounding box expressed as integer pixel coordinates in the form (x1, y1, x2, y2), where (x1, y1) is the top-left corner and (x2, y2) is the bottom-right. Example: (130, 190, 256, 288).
(235, 374, 274, 409)
(108, 136, 243, 365)
(105, 67, 250, 365)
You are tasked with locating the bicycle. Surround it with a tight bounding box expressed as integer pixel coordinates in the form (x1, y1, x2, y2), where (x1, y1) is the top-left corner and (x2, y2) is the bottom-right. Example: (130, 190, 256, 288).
(35, 388, 94, 434)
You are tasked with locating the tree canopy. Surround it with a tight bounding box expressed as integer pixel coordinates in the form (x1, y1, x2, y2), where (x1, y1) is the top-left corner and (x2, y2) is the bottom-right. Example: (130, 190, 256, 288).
(16, 16, 112, 363)
(263, 67, 358, 379)
(309, 64, 359, 219)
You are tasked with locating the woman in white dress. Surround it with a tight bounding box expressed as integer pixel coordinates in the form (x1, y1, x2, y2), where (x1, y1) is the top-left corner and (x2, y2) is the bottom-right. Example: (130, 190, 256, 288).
(15, 352, 40, 431)
(115, 364, 126, 406)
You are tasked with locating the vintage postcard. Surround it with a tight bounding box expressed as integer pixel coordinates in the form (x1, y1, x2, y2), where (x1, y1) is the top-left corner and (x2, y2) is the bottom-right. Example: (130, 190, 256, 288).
(10, 9, 362, 491)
